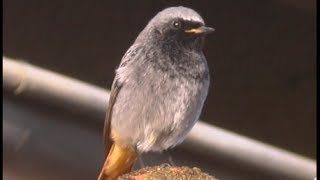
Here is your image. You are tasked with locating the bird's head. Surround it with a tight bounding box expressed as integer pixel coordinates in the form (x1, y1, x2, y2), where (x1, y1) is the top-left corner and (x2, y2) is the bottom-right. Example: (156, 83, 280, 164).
(137, 6, 214, 50)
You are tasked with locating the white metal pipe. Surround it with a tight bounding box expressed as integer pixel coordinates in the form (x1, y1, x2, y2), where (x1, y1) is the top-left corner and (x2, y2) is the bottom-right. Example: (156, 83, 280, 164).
(183, 121, 316, 179)
(3, 57, 109, 122)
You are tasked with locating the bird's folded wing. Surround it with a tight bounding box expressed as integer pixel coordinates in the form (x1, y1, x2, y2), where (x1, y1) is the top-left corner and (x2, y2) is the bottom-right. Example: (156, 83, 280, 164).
(103, 79, 122, 156)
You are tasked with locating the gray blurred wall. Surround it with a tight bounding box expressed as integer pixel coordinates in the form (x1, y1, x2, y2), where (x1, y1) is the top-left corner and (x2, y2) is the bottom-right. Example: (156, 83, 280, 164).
(3, 0, 316, 161)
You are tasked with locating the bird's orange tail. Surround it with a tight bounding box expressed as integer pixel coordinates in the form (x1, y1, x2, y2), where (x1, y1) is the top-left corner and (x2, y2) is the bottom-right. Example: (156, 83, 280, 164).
(98, 143, 137, 180)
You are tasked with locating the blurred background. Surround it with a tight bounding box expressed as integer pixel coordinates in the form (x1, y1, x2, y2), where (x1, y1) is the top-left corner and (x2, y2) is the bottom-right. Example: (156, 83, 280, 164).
(3, 0, 316, 179)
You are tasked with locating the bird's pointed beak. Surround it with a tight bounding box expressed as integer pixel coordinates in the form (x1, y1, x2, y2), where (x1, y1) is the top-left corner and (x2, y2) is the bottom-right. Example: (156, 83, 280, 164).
(185, 26, 215, 35)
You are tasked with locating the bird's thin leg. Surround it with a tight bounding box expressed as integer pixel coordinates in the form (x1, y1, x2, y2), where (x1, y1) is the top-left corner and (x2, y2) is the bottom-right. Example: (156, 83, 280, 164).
(138, 155, 145, 168)
(165, 150, 176, 166)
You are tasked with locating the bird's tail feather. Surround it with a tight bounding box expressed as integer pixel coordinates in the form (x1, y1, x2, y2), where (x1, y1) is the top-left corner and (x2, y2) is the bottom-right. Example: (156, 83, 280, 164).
(98, 143, 137, 180)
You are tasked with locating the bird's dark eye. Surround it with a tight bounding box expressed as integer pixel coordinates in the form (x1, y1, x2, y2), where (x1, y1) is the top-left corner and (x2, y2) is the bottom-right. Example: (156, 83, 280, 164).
(172, 20, 182, 29)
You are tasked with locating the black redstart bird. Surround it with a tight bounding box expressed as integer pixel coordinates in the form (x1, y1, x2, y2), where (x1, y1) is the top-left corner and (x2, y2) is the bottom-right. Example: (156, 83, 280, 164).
(98, 6, 214, 180)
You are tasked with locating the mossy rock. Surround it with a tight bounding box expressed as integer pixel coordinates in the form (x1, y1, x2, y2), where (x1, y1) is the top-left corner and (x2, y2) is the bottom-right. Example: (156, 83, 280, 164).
(119, 164, 218, 180)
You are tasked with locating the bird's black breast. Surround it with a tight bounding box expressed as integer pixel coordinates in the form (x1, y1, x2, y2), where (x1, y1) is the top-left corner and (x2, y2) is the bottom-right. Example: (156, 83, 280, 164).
(145, 43, 209, 81)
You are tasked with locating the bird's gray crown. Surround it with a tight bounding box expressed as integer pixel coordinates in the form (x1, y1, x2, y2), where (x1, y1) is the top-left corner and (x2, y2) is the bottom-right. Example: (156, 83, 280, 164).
(151, 6, 205, 25)
(135, 6, 206, 43)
